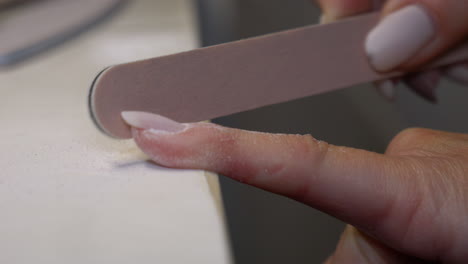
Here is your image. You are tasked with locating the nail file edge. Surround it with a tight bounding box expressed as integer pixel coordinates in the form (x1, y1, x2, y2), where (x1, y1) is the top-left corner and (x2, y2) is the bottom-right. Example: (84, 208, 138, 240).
(89, 66, 116, 137)
(90, 14, 382, 139)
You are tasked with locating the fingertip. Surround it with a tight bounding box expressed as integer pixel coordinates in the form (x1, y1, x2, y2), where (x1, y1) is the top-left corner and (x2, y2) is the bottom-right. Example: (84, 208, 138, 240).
(129, 127, 158, 160)
(317, 0, 375, 23)
(130, 122, 234, 170)
(375, 79, 398, 101)
(130, 127, 190, 168)
(121, 111, 187, 133)
(404, 70, 441, 103)
(365, 5, 435, 71)
(444, 62, 468, 86)
(370, 0, 468, 71)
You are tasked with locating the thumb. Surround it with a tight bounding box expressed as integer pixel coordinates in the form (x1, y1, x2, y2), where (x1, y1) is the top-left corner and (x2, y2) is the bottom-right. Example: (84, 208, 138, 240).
(120, 111, 414, 232)
(365, 0, 468, 72)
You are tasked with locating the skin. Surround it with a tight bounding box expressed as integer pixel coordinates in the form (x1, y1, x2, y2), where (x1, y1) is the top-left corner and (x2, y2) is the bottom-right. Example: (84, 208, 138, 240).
(126, 0, 468, 263)
(319, 0, 468, 102)
(318, 0, 468, 71)
(130, 125, 468, 263)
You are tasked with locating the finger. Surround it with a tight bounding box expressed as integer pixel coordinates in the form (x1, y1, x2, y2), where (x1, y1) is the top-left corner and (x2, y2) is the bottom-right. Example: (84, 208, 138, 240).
(365, 0, 468, 72)
(444, 62, 468, 86)
(375, 79, 398, 101)
(316, 0, 376, 23)
(326, 226, 421, 264)
(404, 69, 442, 103)
(121, 111, 415, 233)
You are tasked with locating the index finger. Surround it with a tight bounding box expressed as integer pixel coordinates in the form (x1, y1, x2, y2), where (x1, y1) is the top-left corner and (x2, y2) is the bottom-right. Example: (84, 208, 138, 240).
(121, 111, 415, 233)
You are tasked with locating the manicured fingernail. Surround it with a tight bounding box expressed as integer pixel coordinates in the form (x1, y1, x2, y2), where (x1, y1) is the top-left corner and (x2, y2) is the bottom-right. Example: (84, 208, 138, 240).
(445, 64, 468, 85)
(376, 79, 396, 100)
(405, 70, 440, 103)
(121, 111, 186, 134)
(365, 5, 435, 71)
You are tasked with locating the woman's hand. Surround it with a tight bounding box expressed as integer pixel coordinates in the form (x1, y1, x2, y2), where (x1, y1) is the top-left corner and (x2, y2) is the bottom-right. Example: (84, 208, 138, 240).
(118, 1, 468, 262)
(318, 0, 468, 102)
(122, 111, 468, 263)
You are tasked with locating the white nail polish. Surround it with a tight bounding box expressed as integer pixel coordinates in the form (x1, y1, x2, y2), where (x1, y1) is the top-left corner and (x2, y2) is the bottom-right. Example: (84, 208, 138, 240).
(365, 5, 435, 71)
(121, 111, 186, 133)
(376, 80, 396, 100)
(445, 64, 468, 85)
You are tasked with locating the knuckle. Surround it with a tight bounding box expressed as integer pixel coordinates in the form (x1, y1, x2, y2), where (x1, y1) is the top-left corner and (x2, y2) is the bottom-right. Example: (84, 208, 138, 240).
(302, 134, 330, 157)
(387, 127, 436, 155)
(399, 127, 435, 139)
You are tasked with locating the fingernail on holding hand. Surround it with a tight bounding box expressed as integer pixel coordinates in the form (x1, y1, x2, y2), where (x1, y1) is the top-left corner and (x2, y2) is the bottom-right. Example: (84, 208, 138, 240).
(365, 5, 435, 71)
(121, 111, 186, 134)
(445, 64, 468, 85)
(376, 79, 397, 101)
(404, 70, 441, 103)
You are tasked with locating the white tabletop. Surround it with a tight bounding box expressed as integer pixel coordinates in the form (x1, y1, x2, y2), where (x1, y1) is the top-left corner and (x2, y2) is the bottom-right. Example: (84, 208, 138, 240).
(0, 1, 231, 263)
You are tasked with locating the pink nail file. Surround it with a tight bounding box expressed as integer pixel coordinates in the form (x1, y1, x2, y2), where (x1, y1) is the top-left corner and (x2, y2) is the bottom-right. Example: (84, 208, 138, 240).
(89, 12, 468, 139)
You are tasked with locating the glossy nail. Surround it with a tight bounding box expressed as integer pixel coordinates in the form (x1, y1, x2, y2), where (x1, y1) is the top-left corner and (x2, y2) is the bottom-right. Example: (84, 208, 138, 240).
(121, 111, 186, 134)
(365, 5, 435, 71)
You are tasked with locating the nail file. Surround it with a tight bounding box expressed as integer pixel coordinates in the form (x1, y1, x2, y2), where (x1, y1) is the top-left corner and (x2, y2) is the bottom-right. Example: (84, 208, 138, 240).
(0, 0, 125, 66)
(89, 12, 468, 139)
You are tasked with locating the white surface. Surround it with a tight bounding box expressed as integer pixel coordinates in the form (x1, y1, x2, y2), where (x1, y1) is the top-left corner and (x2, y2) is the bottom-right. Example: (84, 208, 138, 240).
(0, 0, 121, 64)
(0, 1, 230, 263)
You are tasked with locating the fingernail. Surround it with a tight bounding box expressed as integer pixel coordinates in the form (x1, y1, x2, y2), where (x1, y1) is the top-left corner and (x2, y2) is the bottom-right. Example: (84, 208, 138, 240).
(404, 70, 441, 103)
(365, 5, 435, 71)
(121, 111, 186, 134)
(445, 64, 468, 85)
(376, 79, 397, 100)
